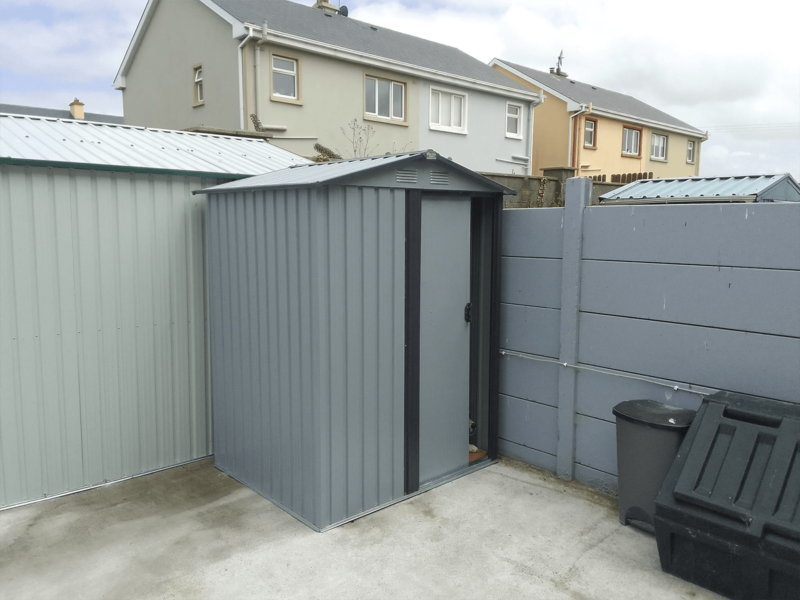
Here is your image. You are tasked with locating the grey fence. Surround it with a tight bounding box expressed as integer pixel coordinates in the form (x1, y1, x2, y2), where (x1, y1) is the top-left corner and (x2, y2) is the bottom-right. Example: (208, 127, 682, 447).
(498, 178, 800, 493)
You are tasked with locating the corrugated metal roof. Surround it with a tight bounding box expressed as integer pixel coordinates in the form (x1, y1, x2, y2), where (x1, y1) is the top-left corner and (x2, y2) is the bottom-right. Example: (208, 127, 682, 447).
(496, 60, 702, 134)
(207, 0, 532, 93)
(199, 150, 515, 194)
(0, 113, 309, 177)
(599, 174, 800, 203)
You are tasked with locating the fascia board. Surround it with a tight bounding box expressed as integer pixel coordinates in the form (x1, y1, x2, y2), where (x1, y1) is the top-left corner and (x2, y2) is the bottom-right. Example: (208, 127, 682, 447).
(587, 107, 704, 138)
(113, 0, 160, 89)
(114, 0, 243, 89)
(489, 59, 580, 109)
(263, 31, 540, 101)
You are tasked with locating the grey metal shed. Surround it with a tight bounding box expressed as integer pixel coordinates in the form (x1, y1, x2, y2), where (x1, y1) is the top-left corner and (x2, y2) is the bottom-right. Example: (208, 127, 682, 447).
(199, 150, 513, 531)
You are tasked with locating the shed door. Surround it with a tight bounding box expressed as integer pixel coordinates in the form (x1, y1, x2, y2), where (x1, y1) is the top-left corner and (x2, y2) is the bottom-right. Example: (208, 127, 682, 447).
(418, 196, 471, 485)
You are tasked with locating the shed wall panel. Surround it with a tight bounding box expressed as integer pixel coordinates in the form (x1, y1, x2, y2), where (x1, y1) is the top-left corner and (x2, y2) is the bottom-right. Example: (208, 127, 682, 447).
(208, 185, 405, 530)
(0, 166, 211, 509)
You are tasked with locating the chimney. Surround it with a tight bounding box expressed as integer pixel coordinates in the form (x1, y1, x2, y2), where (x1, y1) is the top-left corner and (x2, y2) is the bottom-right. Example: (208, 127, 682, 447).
(69, 98, 85, 120)
(313, 0, 339, 14)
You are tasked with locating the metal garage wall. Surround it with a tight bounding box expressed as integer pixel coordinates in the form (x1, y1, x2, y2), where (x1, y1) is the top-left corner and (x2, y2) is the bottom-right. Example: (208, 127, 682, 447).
(499, 180, 800, 494)
(207, 185, 405, 530)
(0, 165, 212, 509)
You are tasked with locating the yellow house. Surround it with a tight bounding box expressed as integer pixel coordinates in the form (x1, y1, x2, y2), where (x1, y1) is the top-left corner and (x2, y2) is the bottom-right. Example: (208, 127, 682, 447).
(490, 59, 707, 180)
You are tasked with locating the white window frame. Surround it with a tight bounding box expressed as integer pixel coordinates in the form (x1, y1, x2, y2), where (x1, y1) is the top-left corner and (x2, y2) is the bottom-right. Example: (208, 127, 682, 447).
(364, 76, 405, 122)
(651, 133, 668, 160)
(193, 65, 204, 106)
(584, 118, 596, 148)
(686, 140, 695, 163)
(429, 86, 468, 134)
(272, 55, 298, 100)
(505, 102, 523, 139)
(622, 127, 641, 156)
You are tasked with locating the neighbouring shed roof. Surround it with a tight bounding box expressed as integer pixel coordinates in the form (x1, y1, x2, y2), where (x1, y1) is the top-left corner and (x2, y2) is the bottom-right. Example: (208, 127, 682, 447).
(198, 150, 516, 195)
(493, 59, 702, 134)
(599, 174, 800, 204)
(0, 103, 124, 125)
(0, 113, 309, 178)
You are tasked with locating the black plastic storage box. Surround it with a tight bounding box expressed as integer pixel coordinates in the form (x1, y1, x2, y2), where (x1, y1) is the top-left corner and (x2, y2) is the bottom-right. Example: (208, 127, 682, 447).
(654, 391, 800, 600)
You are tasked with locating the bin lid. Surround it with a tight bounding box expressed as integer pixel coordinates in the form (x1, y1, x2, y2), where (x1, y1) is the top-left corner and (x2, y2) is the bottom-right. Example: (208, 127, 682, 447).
(613, 399, 696, 431)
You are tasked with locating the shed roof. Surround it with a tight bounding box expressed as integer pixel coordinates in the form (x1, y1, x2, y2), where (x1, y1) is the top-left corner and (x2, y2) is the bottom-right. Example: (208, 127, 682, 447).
(493, 59, 702, 134)
(599, 174, 800, 204)
(198, 150, 516, 195)
(0, 113, 309, 178)
(0, 103, 124, 125)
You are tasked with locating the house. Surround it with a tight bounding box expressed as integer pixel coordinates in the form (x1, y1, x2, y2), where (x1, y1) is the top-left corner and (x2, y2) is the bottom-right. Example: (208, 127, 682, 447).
(113, 0, 543, 174)
(490, 58, 707, 181)
(0, 111, 308, 510)
(0, 99, 124, 124)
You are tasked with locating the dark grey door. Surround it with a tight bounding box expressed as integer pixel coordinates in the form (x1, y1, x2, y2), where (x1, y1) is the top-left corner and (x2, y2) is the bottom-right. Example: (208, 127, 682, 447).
(418, 197, 471, 486)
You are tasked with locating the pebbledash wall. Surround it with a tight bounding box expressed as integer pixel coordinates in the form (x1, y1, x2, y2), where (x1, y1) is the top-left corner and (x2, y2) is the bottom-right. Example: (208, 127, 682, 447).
(498, 179, 800, 493)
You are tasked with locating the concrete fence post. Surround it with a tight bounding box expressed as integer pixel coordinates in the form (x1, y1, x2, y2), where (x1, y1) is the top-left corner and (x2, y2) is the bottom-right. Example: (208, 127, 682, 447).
(556, 177, 592, 480)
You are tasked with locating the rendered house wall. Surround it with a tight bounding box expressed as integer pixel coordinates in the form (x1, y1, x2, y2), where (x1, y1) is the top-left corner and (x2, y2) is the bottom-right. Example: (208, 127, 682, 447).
(122, 0, 240, 131)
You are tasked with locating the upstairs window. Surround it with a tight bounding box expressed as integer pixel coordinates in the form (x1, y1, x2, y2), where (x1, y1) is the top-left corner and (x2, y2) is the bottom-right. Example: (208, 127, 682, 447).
(272, 56, 298, 100)
(651, 133, 668, 160)
(622, 127, 640, 156)
(686, 140, 695, 163)
(193, 65, 204, 106)
(506, 102, 523, 139)
(584, 118, 597, 148)
(365, 76, 404, 121)
(430, 88, 467, 134)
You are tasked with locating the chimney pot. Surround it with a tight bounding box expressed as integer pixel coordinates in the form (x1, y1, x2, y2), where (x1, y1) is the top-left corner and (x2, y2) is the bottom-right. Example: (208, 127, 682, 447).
(69, 98, 85, 120)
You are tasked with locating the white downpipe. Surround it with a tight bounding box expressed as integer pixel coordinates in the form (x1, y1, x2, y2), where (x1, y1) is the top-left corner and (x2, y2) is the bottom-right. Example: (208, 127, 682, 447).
(255, 21, 268, 123)
(238, 25, 255, 130)
(526, 91, 543, 176)
(568, 104, 588, 167)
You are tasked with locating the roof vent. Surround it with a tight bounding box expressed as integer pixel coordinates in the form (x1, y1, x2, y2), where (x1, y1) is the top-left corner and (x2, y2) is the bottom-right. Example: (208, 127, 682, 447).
(397, 169, 417, 183)
(431, 171, 449, 185)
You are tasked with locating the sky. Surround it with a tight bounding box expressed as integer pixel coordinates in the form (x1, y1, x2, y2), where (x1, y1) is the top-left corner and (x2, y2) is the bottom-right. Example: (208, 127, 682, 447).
(0, 0, 798, 178)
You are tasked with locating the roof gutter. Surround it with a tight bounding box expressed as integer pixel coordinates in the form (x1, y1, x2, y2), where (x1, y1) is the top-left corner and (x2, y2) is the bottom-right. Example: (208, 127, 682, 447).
(588, 107, 705, 139)
(257, 28, 539, 101)
(238, 25, 256, 130)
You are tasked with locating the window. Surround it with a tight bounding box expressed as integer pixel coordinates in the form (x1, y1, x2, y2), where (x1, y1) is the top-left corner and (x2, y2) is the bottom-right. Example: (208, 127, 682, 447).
(272, 56, 298, 100)
(622, 127, 640, 156)
(430, 88, 467, 134)
(193, 65, 204, 106)
(686, 140, 695, 163)
(584, 118, 597, 148)
(365, 76, 404, 121)
(506, 102, 523, 138)
(651, 133, 668, 160)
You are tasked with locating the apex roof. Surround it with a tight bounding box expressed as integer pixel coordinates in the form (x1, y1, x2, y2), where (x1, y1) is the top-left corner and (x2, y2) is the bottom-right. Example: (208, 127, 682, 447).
(116, 0, 533, 97)
(493, 59, 703, 135)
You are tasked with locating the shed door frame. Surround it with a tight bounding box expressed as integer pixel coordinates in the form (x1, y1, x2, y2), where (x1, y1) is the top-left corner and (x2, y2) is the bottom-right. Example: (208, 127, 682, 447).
(404, 189, 501, 495)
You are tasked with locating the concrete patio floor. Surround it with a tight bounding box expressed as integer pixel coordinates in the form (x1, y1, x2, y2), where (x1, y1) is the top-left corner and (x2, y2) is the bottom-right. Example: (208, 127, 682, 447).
(0, 457, 721, 599)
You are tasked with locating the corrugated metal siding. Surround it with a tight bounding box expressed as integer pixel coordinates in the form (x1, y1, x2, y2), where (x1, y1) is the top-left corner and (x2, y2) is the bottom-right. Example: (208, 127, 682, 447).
(0, 165, 211, 509)
(0, 114, 309, 176)
(207, 185, 405, 529)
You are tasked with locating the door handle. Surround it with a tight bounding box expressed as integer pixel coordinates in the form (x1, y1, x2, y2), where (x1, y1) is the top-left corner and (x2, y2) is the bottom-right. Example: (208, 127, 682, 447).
(464, 302, 472, 323)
